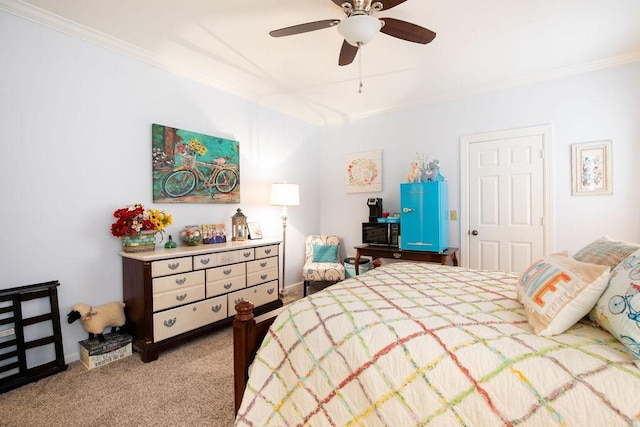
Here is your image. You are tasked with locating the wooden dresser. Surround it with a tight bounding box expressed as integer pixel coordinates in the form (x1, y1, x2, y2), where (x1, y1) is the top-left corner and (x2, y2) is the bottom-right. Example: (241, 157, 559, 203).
(120, 239, 282, 362)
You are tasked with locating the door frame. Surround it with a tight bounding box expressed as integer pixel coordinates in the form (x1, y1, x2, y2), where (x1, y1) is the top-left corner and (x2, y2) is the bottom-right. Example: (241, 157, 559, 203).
(459, 124, 555, 268)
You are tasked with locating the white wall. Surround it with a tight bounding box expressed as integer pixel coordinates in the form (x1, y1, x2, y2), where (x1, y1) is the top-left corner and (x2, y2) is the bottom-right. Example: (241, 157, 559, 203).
(319, 62, 640, 258)
(2, 9, 639, 363)
(0, 11, 321, 362)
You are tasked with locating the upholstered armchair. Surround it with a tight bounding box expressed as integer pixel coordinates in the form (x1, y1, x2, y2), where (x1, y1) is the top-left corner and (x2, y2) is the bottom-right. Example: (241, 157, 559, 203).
(302, 235, 346, 296)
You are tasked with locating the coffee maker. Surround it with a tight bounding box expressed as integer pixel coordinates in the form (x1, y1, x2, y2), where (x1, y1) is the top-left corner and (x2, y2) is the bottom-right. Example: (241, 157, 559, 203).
(367, 198, 383, 222)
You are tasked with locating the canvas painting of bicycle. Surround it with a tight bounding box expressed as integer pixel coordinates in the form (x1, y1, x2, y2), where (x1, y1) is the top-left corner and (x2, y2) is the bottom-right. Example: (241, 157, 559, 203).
(152, 124, 240, 203)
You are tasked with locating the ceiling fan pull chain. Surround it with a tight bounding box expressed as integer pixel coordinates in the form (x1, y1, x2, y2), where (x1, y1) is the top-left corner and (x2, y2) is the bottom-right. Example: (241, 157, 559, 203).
(358, 44, 363, 94)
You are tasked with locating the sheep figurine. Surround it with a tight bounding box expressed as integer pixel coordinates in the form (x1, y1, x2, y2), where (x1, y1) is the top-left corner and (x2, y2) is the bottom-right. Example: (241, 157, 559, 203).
(67, 302, 126, 342)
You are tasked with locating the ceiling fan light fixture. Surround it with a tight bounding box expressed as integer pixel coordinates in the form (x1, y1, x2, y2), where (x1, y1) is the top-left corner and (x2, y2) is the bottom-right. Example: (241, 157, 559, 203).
(337, 14, 382, 46)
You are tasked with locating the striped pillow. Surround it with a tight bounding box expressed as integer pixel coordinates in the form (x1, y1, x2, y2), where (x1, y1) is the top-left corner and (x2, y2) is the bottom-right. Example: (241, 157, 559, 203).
(573, 237, 640, 270)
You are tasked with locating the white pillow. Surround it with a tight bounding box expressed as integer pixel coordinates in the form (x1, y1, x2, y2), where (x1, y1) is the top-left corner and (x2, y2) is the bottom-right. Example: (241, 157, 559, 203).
(518, 252, 610, 336)
(590, 247, 640, 366)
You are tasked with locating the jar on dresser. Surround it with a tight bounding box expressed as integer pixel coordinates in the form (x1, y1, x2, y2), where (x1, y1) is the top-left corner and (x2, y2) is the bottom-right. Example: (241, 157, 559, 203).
(120, 239, 282, 362)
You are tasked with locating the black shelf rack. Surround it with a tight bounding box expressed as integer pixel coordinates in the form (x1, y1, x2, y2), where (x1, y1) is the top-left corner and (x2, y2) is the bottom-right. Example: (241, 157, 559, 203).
(0, 281, 68, 394)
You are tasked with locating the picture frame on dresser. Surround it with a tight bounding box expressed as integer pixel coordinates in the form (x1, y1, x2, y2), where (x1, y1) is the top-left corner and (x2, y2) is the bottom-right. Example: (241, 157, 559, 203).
(571, 140, 612, 196)
(247, 222, 262, 240)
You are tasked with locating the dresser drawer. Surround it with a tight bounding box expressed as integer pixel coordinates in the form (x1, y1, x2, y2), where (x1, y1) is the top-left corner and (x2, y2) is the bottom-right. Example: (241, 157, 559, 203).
(153, 270, 205, 294)
(153, 284, 205, 312)
(247, 257, 278, 273)
(255, 245, 279, 259)
(247, 268, 278, 287)
(151, 257, 192, 277)
(228, 280, 278, 316)
(206, 276, 246, 298)
(193, 253, 216, 270)
(217, 248, 254, 266)
(206, 263, 246, 282)
(153, 295, 227, 342)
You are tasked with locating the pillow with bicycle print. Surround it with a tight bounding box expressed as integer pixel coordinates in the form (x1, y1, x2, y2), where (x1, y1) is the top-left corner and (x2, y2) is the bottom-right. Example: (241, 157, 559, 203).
(589, 247, 640, 367)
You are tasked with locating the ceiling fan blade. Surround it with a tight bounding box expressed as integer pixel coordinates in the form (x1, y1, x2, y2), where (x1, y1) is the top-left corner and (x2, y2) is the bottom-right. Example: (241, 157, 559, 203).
(269, 19, 340, 37)
(377, 0, 409, 11)
(379, 17, 436, 44)
(338, 40, 359, 66)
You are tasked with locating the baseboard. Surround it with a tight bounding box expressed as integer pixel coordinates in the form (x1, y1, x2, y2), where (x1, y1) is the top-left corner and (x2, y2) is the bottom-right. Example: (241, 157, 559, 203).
(282, 281, 303, 296)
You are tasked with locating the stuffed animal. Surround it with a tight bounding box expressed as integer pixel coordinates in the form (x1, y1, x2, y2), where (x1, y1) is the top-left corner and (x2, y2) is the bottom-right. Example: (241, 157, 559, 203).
(407, 162, 420, 183)
(67, 302, 126, 342)
(427, 159, 445, 182)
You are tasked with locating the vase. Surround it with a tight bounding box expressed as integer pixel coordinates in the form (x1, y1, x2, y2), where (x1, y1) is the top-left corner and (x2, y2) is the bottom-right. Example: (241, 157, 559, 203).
(122, 230, 157, 253)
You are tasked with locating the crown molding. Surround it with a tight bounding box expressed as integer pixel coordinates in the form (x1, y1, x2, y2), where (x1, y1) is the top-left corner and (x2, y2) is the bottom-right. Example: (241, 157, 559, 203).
(0, 0, 263, 107)
(344, 51, 640, 123)
(3, 0, 639, 127)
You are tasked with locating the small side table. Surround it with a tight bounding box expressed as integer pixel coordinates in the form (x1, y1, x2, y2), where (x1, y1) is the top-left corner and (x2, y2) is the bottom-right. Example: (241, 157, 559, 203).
(354, 245, 459, 275)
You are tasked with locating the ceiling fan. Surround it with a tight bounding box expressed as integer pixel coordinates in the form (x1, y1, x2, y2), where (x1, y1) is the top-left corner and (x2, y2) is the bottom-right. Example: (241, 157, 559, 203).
(269, 0, 436, 66)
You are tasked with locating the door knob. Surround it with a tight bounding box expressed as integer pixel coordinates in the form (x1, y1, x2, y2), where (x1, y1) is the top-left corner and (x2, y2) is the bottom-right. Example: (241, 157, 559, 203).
(402, 207, 413, 213)
(471, 230, 478, 236)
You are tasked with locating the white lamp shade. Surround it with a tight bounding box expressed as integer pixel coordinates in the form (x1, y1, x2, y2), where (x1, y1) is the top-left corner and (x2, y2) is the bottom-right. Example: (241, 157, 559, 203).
(337, 14, 382, 46)
(270, 183, 300, 206)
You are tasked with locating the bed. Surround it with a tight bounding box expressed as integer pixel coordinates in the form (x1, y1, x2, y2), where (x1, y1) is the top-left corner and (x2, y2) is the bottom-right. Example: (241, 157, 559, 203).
(233, 240, 640, 426)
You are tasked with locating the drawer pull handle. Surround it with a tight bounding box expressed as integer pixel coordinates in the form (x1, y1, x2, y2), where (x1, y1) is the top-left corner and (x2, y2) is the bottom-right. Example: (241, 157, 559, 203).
(163, 318, 176, 328)
(260, 262, 267, 268)
(212, 305, 222, 313)
(260, 274, 268, 280)
(267, 288, 274, 295)
(223, 268, 232, 275)
(234, 298, 243, 305)
(243, 251, 251, 258)
(168, 262, 180, 270)
(224, 283, 232, 289)
(193, 307, 197, 312)
(175, 278, 187, 285)
(265, 249, 272, 254)
(176, 294, 187, 301)
(200, 258, 211, 265)
(393, 253, 402, 259)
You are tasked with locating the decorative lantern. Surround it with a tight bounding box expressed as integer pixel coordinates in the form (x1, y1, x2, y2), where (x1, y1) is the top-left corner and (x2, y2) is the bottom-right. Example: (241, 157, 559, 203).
(231, 208, 248, 241)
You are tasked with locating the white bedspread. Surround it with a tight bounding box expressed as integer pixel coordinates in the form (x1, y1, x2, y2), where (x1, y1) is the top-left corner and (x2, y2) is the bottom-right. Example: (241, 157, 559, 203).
(236, 262, 640, 426)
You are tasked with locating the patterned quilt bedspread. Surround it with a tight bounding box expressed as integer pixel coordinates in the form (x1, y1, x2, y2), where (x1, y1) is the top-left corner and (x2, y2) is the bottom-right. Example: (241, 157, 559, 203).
(235, 262, 640, 426)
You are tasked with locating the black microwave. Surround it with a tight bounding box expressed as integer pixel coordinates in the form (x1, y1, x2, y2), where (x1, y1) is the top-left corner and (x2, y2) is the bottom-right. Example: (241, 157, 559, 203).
(362, 222, 400, 246)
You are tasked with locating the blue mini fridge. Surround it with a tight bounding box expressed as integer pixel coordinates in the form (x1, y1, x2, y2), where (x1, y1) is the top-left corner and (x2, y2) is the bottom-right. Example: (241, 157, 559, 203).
(400, 182, 449, 252)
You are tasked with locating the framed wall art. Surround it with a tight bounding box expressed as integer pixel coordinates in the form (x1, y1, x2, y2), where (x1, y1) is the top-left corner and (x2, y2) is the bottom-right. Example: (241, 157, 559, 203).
(571, 140, 612, 196)
(345, 150, 382, 193)
(152, 124, 240, 203)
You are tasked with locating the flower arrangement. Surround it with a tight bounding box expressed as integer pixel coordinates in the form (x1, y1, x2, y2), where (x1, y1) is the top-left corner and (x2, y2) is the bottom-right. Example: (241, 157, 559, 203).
(110, 203, 172, 237)
(177, 138, 208, 157)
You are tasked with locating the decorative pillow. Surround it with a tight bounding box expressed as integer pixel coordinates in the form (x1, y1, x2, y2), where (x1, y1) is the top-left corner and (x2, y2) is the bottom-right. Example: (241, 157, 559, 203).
(312, 244, 339, 263)
(589, 247, 640, 367)
(517, 252, 610, 336)
(573, 236, 640, 270)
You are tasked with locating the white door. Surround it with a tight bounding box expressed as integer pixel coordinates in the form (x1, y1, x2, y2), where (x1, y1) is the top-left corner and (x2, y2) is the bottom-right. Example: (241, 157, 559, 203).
(460, 125, 553, 273)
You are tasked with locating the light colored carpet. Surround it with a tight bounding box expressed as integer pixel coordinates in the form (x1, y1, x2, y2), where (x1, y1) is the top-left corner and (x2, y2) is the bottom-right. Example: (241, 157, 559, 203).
(0, 326, 235, 427)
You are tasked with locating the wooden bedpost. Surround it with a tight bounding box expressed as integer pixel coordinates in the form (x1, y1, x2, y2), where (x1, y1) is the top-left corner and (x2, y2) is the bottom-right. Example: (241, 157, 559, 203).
(233, 300, 256, 414)
(233, 300, 285, 415)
